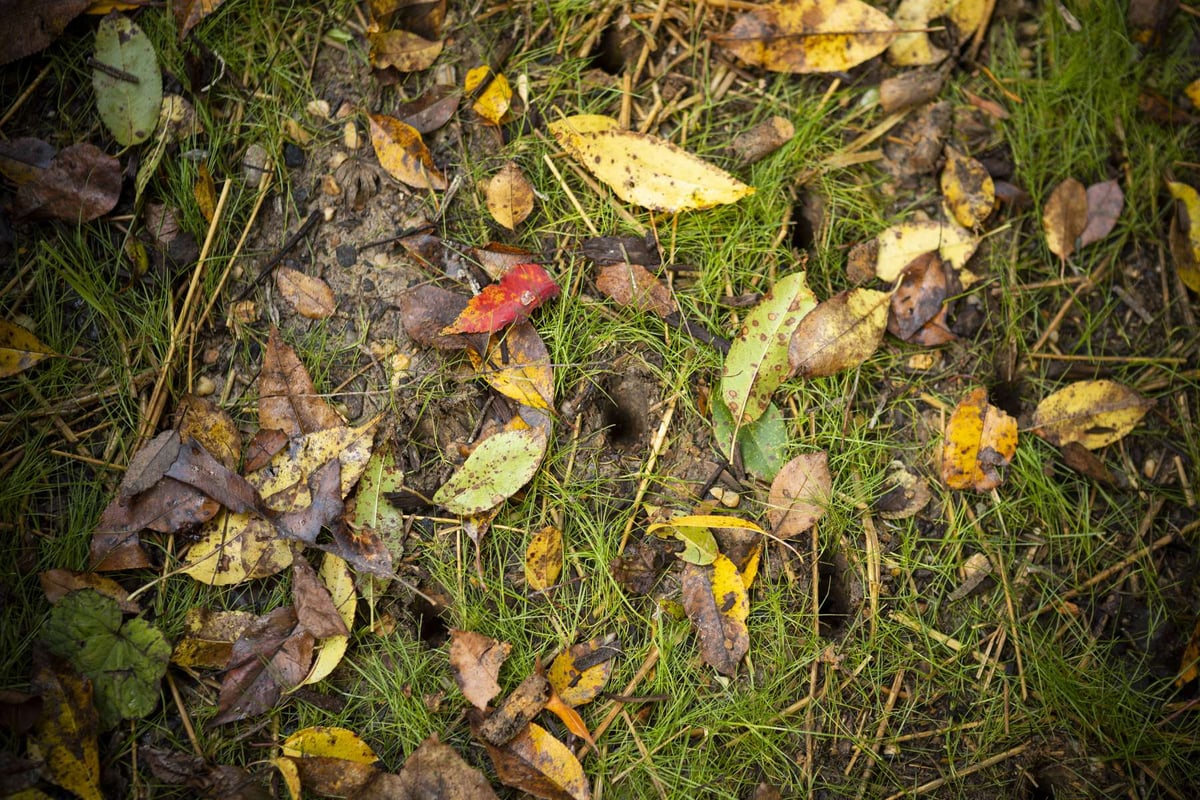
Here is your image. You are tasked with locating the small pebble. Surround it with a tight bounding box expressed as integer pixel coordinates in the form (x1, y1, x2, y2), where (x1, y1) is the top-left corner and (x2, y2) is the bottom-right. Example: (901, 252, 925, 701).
(283, 143, 304, 168)
(335, 244, 357, 267)
(194, 376, 216, 397)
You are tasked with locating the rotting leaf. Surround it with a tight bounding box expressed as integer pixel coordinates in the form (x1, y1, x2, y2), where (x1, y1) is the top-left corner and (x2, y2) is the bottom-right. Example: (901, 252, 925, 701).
(595, 263, 678, 317)
(443, 262, 560, 335)
(433, 422, 549, 515)
(732, 115, 795, 164)
(486, 161, 535, 230)
(396, 733, 498, 798)
(368, 113, 448, 191)
(170, 608, 255, 669)
(300, 553, 357, 685)
(287, 756, 403, 798)
(940, 387, 1018, 492)
(272, 458, 344, 544)
(397, 86, 460, 134)
(874, 461, 931, 520)
(180, 513, 294, 585)
(260, 327, 344, 437)
(889, 0, 950, 66)
(214, 606, 314, 724)
(940, 146, 995, 228)
(1167, 181, 1200, 292)
(449, 629, 511, 710)
(482, 721, 591, 800)
(1080, 179, 1124, 248)
(39, 569, 139, 614)
(712, 0, 898, 74)
(1043, 177, 1088, 260)
(767, 452, 832, 540)
(474, 242, 541, 280)
(580, 233, 661, 267)
(465, 65, 513, 126)
(467, 321, 555, 411)
(292, 556, 350, 639)
(10, 143, 121, 223)
(175, 394, 240, 470)
(681, 556, 749, 677)
(1030, 379, 1153, 450)
(398, 284, 471, 349)
(276, 268, 336, 319)
(93, 13, 162, 146)
(787, 288, 889, 378)
(477, 673, 551, 747)
(722, 271, 817, 424)
(0, 0, 89, 65)
(29, 653, 101, 800)
(139, 747, 264, 799)
(874, 219, 979, 283)
(547, 635, 619, 707)
(281, 726, 379, 763)
(550, 114, 754, 213)
(525, 525, 563, 592)
(368, 28, 443, 72)
(0, 319, 55, 377)
(887, 252, 951, 342)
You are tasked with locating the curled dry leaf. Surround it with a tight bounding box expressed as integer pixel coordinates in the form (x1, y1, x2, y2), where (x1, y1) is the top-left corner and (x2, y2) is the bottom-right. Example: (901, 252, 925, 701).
(0, 319, 55, 377)
(767, 452, 832, 539)
(681, 556, 750, 677)
(450, 629, 511, 710)
(550, 114, 754, 213)
(368, 113, 447, 191)
(442, 262, 560, 335)
(940, 387, 1017, 492)
(595, 262, 678, 317)
(482, 722, 591, 800)
(712, 0, 898, 74)
(787, 288, 889, 378)
(940, 146, 995, 228)
(275, 268, 336, 319)
(1031, 379, 1152, 450)
(486, 161, 534, 230)
(1043, 177, 1088, 259)
(525, 525, 563, 592)
(368, 28, 443, 72)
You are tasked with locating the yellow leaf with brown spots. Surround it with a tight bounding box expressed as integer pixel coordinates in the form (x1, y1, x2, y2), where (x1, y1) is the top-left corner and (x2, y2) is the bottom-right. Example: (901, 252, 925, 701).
(547, 635, 620, 707)
(787, 288, 889, 378)
(0, 319, 55, 378)
(524, 525, 563, 592)
(1167, 181, 1200, 292)
(681, 555, 749, 676)
(29, 657, 102, 800)
(940, 387, 1017, 492)
(465, 66, 513, 126)
(282, 725, 379, 763)
(368, 113, 447, 191)
(940, 146, 995, 228)
(1031, 380, 1152, 450)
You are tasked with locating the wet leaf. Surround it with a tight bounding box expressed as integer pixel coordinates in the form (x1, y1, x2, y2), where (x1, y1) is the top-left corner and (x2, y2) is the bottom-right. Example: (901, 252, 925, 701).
(887, 252, 951, 342)
(442, 262, 560, 335)
(175, 0, 226, 39)
(0, 0, 89, 65)
(398, 285, 471, 349)
(368, 29, 443, 72)
(941, 387, 1018, 491)
(1080, 179, 1124, 248)
(180, 513, 294, 585)
(722, 271, 817, 424)
(1043, 177, 1088, 260)
(175, 394, 240, 470)
(673, 524, 721, 565)
(194, 163, 216, 222)
(396, 86, 460, 134)
(477, 673, 550, 746)
(170, 608, 256, 669)
(486, 161, 535, 230)
(93, 13, 162, 146)
(940, 146, 995, 228)
(271, 458, 344, 544)
(1167, 181, 1200, 292)
(368, 113, 448, 191)
(300, 553, 357, 685)
(42, 590, 170, 729)
(260, 327, 344, 437)
(595, 263, 678, 317)
(292, 556, 350, 639)
(681, 556, 749, 677)
(787, 288, 889, 378)
(874, 461, 931, 520)
(525, 525, 563, 592)
(11, 143, 121, 222)
(139, 747, 265, 799)
(0, 136, 56, 183)
(282, 726, 379, 763)
(712, 0, 898, 74)
(0, 319, 55, 377)
(767, 452, 832, 539)
(1030, 380, 1152, 450)
(29, 654, 101, 800)
(39, 569, 139, 613)
(547, 636, 619, 708)
(434, 423, 548, 516)
(467, 321, 555, 411)
(465, 65, 512, 125)
(348, 445, 405, 546)
(712, 392, 787, 481)
(449, 629, 511, 710)
(214, 606, 314, 724)
(550, 114, 754, 212)
(482, 722, 590, 800)
(889, 0, 950, 67)
(874, 219, 979, 283)
(276, 268, 336, 319)
(287, 756, 403, 798)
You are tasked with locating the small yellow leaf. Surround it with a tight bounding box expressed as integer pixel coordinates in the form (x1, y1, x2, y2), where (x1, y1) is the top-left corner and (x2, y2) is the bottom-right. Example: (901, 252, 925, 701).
(646, 514, 764, 538)
(170, 608, 256, 668)
(0, 319, 55, 377)
(547, 636, 619, 707)
(874, 219, 980, 283)
(1167, 181, 1200, 292)
(486, 161, 534, 230)
(545, 690, 595, 747)
(525, 525, 563, 592)
(465, 66, 512, 126)
(1031, 380, 1152, 450)
(940, 146, 995, 228)
(368, 113, 447, 191)
(950, 0, 990, 39)
(194, 163, 216, 223)
(889, 0, 952, 66)
(180, 513, 294, 585)
(276, 267, 336, 319)
(550, 114, 754, 212)
(281, 725, 379, 764)
(272, 757, 303, 800)
(940, 387, 1017, 492)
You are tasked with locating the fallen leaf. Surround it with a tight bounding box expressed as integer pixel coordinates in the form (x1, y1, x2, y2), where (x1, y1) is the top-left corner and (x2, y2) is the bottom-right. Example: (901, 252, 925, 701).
(1079, 179, 1124, 248)
(245, 428, 288, 472)
(368, 113, 448, 191)
(292, 556, 350, 639)
(0, 0, 89, 65)
(941, 387, 1018, 491)
(879, 69, 946, 114)
(1030, 380, 1153, 450)
(140, 747, 263, 799)
(477, 673, 551, 747)
(731, 116, 795, 164)
(276, 268, 336, 319)
(681, 556, 749, 677)
(271, 458, 344, 543)
(368, 28, 443, 72)
(180, 512, 293, 585)
(170, 608, 256, 669)
(887, 252, 952, 342)
(449, 629, 511, 710)
(1176, 618, 1200, 688)
(467, 320, 555, 411)
(950, 0, 989, 38)
(300, 553, 357, 685)
(347, 445, 406, 552)
(398, 285, 471, 349)
(545, 690, 595, 748)
(712, 0, 898, 73)
(29, 653, 101, 800)
(93, 13, 162, 146)
(482, 722, 591, 800)
(940, 145, 995, 228)
(525, 525, 563, 592)
(214, 606, 314, 724)
(193, 163, 216, 222)
(550, 114, 754, 212)
(787, 288, 889, 378)
(722, 271, 817, 424)
(465, 65, 513, 125)
(474, 242, 542, 279)
(547, 636, 619, 707)
(595, 263, 678, 317)
(396, 86, 460, 134)
(1167, 181, 1200, 292)
(10, 143, 121, 222)
(282, 726, 379, 763)
(712, 392, 787, 481)
(442, 262, 560, 335)
(395, 734, 499, 798)
(260, 327, 344, 437)
(1043, 177, 1088, 260)
(486, 161, 535, 230)
(288, 756, 404, 798)
(39, 569, 139, 613)
(0, 136, 56, 183)
(175, 0, 227, 39)
(767, 452, 832, 539)
(175, 394, 240, 470)
(433, 422, 549, 515)
(874, 461, 931, 520)
(672, 523, 721, 565)
(874, 218, 979, 283)
(0, 319, 55, 377)
(889, 0, 950, 66)
(580, 233, 661, 267)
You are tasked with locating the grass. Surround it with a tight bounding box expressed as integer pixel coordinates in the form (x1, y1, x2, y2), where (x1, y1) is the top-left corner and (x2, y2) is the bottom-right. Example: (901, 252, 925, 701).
(2, 0, 1199, 797)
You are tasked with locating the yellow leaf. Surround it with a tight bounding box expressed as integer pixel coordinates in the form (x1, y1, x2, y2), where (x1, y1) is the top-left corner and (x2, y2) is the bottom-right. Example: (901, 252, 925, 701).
(545, 690, 595, 747)
(1186, 80, 1200, 111)
(30, 659, 102, 800)
(712, 0, 898, 74)
(940, 146, 995, 228)
(484, 722, 590, 800)
(194, 163, 216, 223)
(550, 114, 754, 212)
(1031, 380, 1152, 450)
(170, 608, 256, 668)
(646, 514, 764, 538)
(875, 219, 979, 283)
(301, 553, 357, 685)
(272, 757, 303, 800)
(180, 512, 294, 585)
(739, 541, 763, 590)
(547, 636, 618, 707)
(368, 113, 447, 191)
(525, 525, 563, 592)
(1167, 181, 1200, 292)
(486, 161, 534, 230)
(467, 321, 554, 411)
(0, 319, 55, 377)
(940, 387, 1017, 492)
(889, 0, 952, 66)
(681, 555, 750, 676)
(465, 65, 512, 126)
(787, 288, 889, 378)
(282, 725, 379, 764)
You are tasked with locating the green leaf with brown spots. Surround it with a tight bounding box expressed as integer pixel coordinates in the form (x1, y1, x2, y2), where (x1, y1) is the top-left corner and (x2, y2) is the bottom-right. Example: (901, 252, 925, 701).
(721, 271, 816, 425)
(92, 13, 162, 147)
(433, 424, 548, 515)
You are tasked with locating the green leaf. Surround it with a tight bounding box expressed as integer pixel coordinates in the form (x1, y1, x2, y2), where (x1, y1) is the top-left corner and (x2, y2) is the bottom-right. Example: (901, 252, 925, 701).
(352, 443, 406, 553)
(673, 526, 720, 565)
(721, 272, 816, 424)
(433, 426, 548, 515)
(712, 391, 787, 481)
(93, 14, 162, 146)
(43, 590, 171, 729)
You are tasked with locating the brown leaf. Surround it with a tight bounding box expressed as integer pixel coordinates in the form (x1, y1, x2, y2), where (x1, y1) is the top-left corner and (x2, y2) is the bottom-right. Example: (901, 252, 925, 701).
(214, 607, 314, 724)
(175, 0, 228, 40)
(325, 523, 394, 579)
(368, 29, 443, 72)
(486, 161, 535, 230)
(291, 757, 407, 800)
(766, 452, 832, 539)
(141, 747, 267, 800)
(887, 252, 949, 341)
(908, 304, 957, 346)
(595, 263, 677, 317)
(1079, 179, 1124, 248)
(272, 459, 343, 544)
(941, 388, 1018, 491)
(481, 722, 591, 800)
(681, 557, 750, 677)
(88, 528, 153, 572)
(293, 557, 350, 639)
(731, 116, 795, 164)
(0, 136, 56, 183)
(260, 327, 344, 437)
(276, 268, 336, 319)
(873, 461, 931, 520)
(477, 673, 551, 747)
(787, 288, 889, 378)
(0, 0, 89, 65)
(579, 234, 661, 267)
(368, 113, 448, 191)
(879, 70, 945, 114)
(396, 86, 461, 134)
(97, 477, 218, 537)
(245, 428, 288, 472)
(119, 430, 182, 501)
(39, 569, 140, 613)
(166, 437, 261, 513)
(473, 242, 541, 280)
(398, 285, 470, 350)
(449, 629, 511, 710)
(11, 143, 121, 223)
(1043, 178, 1088, 259)
(396, 734, 498, 799)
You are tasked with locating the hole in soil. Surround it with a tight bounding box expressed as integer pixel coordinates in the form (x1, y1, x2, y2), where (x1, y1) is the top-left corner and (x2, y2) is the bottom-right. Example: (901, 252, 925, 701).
(815, 554, 850, 635)
(410, 593, 449, 648)
(791, 198, 817, 250)
(599, 393, 643, 448)
(989, 378, 1026, 417)
(589, 24, 630, 75)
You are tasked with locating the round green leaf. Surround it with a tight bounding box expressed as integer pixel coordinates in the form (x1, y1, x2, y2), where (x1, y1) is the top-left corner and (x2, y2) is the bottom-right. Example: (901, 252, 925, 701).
(93, 13, 162, 146)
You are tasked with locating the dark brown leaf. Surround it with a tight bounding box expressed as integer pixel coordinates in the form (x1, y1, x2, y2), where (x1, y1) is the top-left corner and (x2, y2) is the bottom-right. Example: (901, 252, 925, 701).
(0, 690, 42, 737)
(292, 557, 350, 639)
(609, 538, 664, 595)
(142, 747, 269, 800)
(449, 629, 510, 710)
(175, 0, 228, 40)
(39, 569, 140, 613)
(398, 285, 470, 350)
(89, 527, 153, 572)
(0, 137, 56, 183)
(324, 524, 394, 579)
(595, 263, 677, 317)
(888, 252, 949, 341)
(579, 234, 661, 267)
(245, 428, 288, 472)
(119, 430, 182, 500)
(272, 459, 343, 544)
(397, 87, 461, 134)
(879, 70, 945, 114)
(99, 477, 219, 535)
(395, 734, 498, 799)
(214, 607, 314, 725)
(12, 143, 121, 223)
(731, 116, 794, 164)
(473, 242, 541, 280)
(480, 721, 590, 800)
(259, 327, 343, 437)
(0, 0, 89, 65)
(477, 673, 550, 747)
(166, 437, 261, 514)
(291, 757, 408, 800)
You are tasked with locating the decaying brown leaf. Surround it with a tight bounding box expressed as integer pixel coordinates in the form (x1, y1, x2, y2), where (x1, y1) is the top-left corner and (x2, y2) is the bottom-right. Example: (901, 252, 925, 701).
(941, 388, 1018, 492)
(276, 268, 336, 319)
(29, 653, 102, 800)
(787, 288, 889, 378)
(681, 556, 749, 677)
(10, 143, 121, 223)
(879, 70, 946, 114)
(140, 746, 264, 800)
(450, 629, 511, 710)
(486, 161, 534, 230)
(731, 116, 795, 164)
(368, 29, 443, 72)
(39, 570, 140, 614)
(292, 556, 350, 639)
(940, 145, 995, 228)
(595, 263, 678, 317)
(398, 285, 471, 350)
(0, 0, 89, 65)
(481, 722, 591, 800)
(260, 327, 344, 437)
(887, 252, 953, 343)
(170, 608, 256, 669)
(214, 607, 314, 724)
(175, 0, 228, 40)
(477, 673, 550, 747)
(874, 461, 931, 520)
(1043, 177, 1088, 259)
(396, 86, 461, 134)
(766, 452, 832, 539)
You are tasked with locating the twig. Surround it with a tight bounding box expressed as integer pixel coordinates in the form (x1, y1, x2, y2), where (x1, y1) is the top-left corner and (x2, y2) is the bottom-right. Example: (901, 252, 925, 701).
(231, 208, 322, 304)
(881, 743, 1029, 800)
(662, 312, 730, 354)
(593, 644, 660, 745)
(542, 153, 599, 236)
(165, 673, 203, 756)
(617, 394, 678, 554)
(88, 57, 140, 84)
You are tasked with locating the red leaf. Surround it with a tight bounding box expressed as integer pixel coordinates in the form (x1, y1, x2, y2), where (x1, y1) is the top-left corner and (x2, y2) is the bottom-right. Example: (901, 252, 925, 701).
(442, 263, 559, 335)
